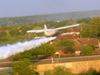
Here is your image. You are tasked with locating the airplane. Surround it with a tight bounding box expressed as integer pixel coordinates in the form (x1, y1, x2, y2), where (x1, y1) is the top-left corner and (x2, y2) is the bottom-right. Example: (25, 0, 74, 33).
(27, 24, 80, 36)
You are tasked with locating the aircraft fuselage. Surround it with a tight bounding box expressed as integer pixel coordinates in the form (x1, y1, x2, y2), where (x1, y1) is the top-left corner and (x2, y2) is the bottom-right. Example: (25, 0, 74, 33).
(44, 30, 58, 36)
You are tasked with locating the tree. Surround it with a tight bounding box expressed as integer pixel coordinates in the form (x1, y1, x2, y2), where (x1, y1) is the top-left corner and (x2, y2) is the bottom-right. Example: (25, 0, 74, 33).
(80, 17, 100, 38)
(64, 46, 75, 54)
(80, 45, 94, 55)
(35, 44, 56, 55)
(58, 40, 74, 47)
(58, 40, 75, 54)
(78, 68, 100, 75)
(12, 59, 38, 75)
(89, 17, 100, 38)
(80, 23, 91, 37)
(77, 18, 91, 23)
(13, 44, 56, 61)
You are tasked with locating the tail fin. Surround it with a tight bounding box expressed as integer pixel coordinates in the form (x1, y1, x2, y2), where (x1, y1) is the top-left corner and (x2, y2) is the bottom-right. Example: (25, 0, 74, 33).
(44, 24, 47, 30)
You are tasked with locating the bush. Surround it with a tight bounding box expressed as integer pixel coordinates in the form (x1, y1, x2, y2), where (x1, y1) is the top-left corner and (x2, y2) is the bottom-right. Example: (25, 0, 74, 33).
(58, 40, 74, 47)
(12, 59, 38, 75)
(63, 46, 75, 54)
(78, 68, 100, 75)
(80, 45, 94, 55)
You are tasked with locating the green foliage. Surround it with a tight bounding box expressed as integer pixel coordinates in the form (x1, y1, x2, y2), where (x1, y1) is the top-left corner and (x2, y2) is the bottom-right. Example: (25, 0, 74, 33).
(89, 17, 100, 38)
(58, 40, 75, 54)
(12, 59, 38, 75)
(0, 19, 76, 45)
(13, 44, 56, 61)
(88, 44, 95, 50)
(58, 40, 74, 47)
(64, 46, 75, 54)
(0, 32, 7, 37)
(13, 49, 38, 61)
(80, 45, 94, 55)
(0, 74, 11, 75)
(80, 17, 100, 38)
(35, 44, 56, 55)
(77, 18, 91, 23)
(44, 67, 100, 75)
(44, 66, 73, 75)
(78, 68, 100, 75)
(80, 23, 91, 37)
(0, 24, 37, 45)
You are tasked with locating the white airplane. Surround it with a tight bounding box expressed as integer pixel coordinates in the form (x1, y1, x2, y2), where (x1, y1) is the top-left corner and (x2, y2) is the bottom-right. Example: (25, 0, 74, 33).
(27, 24, 80, 36)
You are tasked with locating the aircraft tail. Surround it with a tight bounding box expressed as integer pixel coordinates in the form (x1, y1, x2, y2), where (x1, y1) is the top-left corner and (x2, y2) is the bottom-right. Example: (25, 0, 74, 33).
(44, 24, 47, 30)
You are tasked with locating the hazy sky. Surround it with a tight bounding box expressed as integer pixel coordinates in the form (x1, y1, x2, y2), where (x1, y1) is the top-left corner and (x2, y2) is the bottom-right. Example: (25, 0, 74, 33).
(0, 0, 100, 17)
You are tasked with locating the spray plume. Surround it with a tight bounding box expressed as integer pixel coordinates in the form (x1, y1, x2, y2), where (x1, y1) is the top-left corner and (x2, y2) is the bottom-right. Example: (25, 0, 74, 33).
(0, 37, 56, 60)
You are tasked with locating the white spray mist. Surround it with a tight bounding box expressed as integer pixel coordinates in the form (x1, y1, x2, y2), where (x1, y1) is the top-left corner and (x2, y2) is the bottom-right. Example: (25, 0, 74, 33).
(0, 37, 56, 60)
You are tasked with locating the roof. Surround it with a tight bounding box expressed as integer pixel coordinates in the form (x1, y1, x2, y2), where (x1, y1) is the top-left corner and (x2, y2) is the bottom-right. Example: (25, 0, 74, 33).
(67, 27, 81, 32)
(55, 50, 65, 55)
(57, 34, 80, 40)
(77, 38, 99, 45)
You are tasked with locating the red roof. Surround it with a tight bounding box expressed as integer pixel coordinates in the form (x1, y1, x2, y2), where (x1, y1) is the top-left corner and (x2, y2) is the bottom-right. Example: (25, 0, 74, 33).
(57, 34, 80, 40)
(55, 50, 65, 55)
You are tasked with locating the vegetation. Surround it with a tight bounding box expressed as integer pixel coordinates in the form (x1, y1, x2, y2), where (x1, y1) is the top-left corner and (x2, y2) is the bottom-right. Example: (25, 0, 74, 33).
(78, 68, 100, 75)
(0, 10, 100, 25)
(0, 17, 100, 60)
(80, 45, 94, 55)
(58, 39, 74, 47)
(44, 66, 100, 75)
(64, 46, 75, 54)
(44, 66, 74, 75)
(57, 39, 75, 54)
(13, 44, 56, 61)
(0, 19, 75, 45)
(1, 66, 100, 75)
(1, 16, 100, 45)
(80, 17, 100, 38)
(12, 59, 38, 75)
(1, 13, 100, 75)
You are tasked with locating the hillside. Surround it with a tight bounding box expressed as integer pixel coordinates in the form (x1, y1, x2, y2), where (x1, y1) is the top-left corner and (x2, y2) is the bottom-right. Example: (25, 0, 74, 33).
(0, 10, 100, 25)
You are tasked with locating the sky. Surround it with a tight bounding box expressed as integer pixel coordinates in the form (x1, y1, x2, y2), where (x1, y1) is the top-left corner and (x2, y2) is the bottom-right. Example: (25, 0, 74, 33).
(0, 0, 100, 18)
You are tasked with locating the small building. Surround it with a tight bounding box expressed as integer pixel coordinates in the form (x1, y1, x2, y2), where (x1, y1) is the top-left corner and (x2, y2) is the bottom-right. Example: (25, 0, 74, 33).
(54, 50, 65, 58)
(75, 50, 81, 56)
(55, 50, 65, 55)
(74, 46, 83, 55)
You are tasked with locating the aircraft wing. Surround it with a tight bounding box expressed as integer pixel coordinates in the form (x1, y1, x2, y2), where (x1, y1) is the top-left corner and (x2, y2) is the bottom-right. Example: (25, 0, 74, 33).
(27, 29, 45, 33)
(55, 24, 80, 30)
